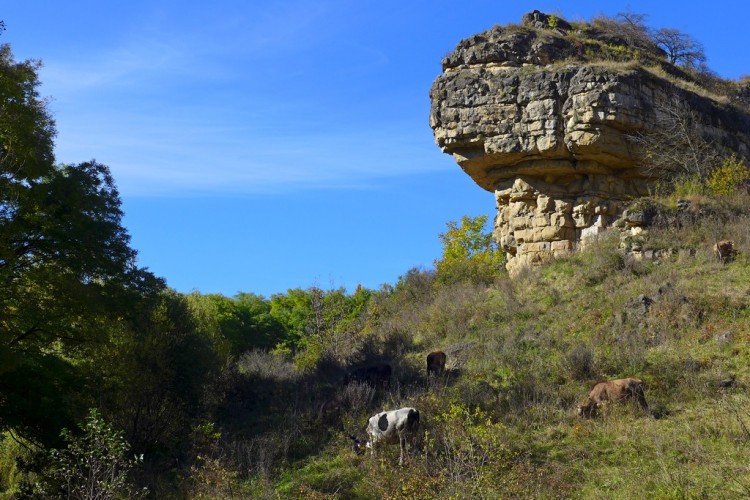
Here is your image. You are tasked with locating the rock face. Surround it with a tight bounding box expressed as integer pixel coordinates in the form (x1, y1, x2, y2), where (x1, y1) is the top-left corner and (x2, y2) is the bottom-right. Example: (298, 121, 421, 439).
(430, 12, 750, 274)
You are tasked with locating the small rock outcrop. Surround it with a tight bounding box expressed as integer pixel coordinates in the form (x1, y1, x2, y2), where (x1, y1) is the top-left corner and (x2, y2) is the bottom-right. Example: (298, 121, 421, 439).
(430, 11, 750, 274)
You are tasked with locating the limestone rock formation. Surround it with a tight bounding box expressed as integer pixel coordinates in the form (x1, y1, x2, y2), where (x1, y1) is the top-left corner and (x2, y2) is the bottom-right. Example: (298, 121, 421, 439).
(430, 11, 750, 274)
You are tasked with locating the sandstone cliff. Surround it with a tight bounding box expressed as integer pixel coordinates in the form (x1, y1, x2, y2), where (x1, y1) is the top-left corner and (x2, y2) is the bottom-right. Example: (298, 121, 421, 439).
(430, 11, 750, 274)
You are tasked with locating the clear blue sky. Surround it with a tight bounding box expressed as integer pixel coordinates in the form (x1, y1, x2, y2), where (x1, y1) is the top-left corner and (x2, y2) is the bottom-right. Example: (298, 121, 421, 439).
(4, 1, 748, 297)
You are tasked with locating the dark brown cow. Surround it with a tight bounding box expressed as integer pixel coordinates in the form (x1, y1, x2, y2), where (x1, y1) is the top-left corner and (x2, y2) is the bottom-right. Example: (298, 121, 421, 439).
(578, 378, 649, 418)
(426, 351, 446, 377)
(344, 363, 392, 388)
(714, 240, 735, 263)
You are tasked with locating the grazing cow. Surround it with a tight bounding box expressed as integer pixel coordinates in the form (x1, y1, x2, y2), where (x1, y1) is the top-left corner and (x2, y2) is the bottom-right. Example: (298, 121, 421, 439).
(352, 407, 420, 465)
(714, 240, 735, 263)
(344, 363, 392, 388)
(578, 378, 649, 418)
(426, 350, 447, 377)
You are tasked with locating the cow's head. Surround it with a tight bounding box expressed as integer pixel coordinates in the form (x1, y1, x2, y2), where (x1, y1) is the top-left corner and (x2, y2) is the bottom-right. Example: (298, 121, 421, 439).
(577, 400, 595, 418)
(349, 435, 365, 455)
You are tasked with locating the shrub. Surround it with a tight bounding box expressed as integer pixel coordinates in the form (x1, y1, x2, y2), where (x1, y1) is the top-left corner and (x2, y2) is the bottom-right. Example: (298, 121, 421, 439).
(567, 343, 595, 380)
(0, 432, 30, 497)
(706, 155, 750, 196)
(672, 174, 706, 198)
(41, 409, 145, 499)
(425, 404, 517, 496)
(236, 349, 297, 381)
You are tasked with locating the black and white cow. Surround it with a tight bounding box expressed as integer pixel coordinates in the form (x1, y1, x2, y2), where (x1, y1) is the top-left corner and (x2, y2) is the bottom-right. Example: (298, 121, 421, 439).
(351, 407, 420, 465)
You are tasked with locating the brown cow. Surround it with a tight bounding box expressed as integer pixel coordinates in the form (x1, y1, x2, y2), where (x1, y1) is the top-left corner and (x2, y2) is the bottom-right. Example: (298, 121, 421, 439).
(426, 351, 446, 377)
(578, 378, 649, 418)
(714, 240, 735, 263)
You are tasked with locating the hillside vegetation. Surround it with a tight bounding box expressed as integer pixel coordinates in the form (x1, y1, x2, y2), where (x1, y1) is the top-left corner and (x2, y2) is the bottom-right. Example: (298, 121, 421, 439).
(3, 10, 750, 500)
(214, 192, 750, 499)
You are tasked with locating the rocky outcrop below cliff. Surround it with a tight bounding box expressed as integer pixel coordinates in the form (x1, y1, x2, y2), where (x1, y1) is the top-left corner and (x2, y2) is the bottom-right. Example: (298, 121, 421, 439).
(430, 11, 750, 274)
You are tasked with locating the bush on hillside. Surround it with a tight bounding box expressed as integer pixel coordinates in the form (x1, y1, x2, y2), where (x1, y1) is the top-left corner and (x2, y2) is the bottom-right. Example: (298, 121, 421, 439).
(706, 155, 750, 196)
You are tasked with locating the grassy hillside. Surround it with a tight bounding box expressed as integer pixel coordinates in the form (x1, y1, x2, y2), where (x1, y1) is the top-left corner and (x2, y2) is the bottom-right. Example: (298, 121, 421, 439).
(228, 192, 750, 499)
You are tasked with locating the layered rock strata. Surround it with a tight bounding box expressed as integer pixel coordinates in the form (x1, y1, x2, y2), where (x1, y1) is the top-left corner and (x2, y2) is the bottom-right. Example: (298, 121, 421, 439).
(430, 12, 750, 274)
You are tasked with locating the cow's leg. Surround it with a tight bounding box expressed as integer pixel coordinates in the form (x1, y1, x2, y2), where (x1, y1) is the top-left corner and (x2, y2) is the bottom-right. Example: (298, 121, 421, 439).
(634, 386, 650, 416)
(399, 434, 406, 465)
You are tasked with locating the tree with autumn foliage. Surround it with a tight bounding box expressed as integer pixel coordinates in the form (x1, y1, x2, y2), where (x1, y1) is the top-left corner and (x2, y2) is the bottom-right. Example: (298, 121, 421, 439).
(434, 215, 505, 286)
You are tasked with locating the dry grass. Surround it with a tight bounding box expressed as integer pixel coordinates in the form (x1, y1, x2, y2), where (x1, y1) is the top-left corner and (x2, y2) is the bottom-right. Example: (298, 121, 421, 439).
(643, 64, 732, 104)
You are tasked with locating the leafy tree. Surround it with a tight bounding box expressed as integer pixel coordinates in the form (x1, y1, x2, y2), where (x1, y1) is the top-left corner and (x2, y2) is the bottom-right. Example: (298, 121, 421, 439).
(0, 42, 164, 447)
(90, 291, 220, 458)
(184, 292, 232, 362)
(393, 266, 436, 301)
(270, 288, 317, 349)
(269, 286, 371, 368)
(434, 215, 505, 285)
(230, 293, 285, 352)
(0, 353, 84, 447)
(186, 292, 285, 358)
(0, 160, 165, 446)
(2, 161, 160, 347)
(0, 43, 55, 188)
(0, 45, 163, 359)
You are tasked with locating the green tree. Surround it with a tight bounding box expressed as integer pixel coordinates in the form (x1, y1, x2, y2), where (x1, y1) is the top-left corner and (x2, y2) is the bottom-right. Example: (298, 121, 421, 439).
(0, 43, 164, 447)
(270, 288, 317, 350)
(186, 291, 287, 358)
(270, 286, 371, 368)
(434, 215, 505, 285)
(0, 160, 165, 446)
(90, 291, 220, 457)
(2, 161, 161, 346)
(0, 43, 55, 190)
(227, 293, 285, 352)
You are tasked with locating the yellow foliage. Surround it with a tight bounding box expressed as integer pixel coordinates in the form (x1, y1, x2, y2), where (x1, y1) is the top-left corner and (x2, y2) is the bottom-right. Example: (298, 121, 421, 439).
(706, 155, 750, 196)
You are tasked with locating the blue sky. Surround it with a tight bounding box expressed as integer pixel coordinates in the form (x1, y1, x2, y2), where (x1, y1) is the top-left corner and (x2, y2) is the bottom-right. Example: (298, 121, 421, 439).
(3, 1, 748, 297)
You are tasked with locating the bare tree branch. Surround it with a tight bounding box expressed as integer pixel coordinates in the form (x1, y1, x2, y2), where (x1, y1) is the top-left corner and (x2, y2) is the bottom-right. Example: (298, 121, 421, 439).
(653, 28, 706, 68)
(627, 94, 721, 180)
